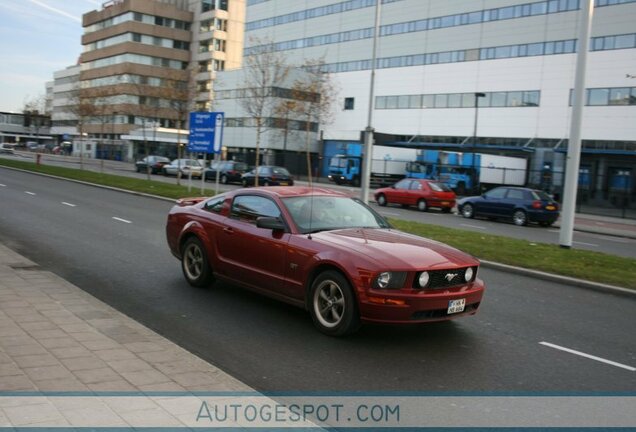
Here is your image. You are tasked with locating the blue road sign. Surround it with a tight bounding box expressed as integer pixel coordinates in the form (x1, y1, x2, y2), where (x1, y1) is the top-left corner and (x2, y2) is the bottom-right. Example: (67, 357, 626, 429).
(188, 112, 224, 154)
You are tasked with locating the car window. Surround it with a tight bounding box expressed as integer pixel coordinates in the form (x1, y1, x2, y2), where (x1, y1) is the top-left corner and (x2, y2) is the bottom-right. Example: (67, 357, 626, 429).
(272, 167, 290, 176)
(257, 166, 270, 175)
(484, 188, 507, 199)
(429, 182, 451, 192)
(231, 195, 281, 223)
(410, 181, 423, 190)
(506, 189, 525, 200)
(203, 195, 226, 213)
(234, 162, 247, 171)
(532, 190, 552, 201)
(394, 179, 411, 190)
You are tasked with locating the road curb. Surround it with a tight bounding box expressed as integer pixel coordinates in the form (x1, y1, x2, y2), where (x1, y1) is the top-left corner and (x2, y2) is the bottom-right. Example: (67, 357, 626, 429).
(3, 164, 634, 297)
(480, 260, 635, 297)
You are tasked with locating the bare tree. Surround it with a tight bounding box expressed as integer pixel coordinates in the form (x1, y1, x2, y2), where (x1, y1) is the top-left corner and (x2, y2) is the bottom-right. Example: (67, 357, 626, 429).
(287, 59, 337, 185)
(239, 36, 291, 185)
(22, 93, 49, 148)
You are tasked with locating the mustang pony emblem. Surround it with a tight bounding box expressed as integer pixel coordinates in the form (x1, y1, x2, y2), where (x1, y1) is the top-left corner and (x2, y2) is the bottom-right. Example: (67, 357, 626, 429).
(445, 273, 458, 282)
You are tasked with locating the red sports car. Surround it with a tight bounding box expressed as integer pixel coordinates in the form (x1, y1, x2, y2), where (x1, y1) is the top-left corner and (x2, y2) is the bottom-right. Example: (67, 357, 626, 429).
(375, 178, 456, 212)
(166, 187, 484, 336)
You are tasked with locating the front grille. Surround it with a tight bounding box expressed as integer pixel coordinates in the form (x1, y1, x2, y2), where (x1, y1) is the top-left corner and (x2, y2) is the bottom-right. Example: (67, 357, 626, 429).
(413, 267, 476, 289)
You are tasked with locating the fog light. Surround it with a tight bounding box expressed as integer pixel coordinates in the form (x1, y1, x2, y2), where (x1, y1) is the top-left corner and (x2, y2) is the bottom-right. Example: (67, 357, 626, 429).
(377, 272, 391, 288)
(418, 271, 429, 288)
(465, 267, 474, 282)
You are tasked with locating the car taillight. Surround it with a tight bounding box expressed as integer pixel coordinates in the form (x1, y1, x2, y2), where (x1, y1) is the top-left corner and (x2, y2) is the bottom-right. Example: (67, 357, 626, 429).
(228, 170, 237, 175)
(532, 200, 542, 209)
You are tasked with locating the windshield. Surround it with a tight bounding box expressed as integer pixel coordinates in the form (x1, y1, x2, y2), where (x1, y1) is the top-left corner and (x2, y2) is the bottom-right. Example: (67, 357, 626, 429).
(330, 157, 347, 168)
(532, 190, 553, 201)
(282, 196, 390, 234)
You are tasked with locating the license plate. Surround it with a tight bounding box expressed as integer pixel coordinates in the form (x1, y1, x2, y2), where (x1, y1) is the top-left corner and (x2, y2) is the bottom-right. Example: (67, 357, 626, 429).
(441, 201, 449, 206)
(279, 182, 288, 186)
(546, 205, 555, 210)
(447, 298, 465, 314)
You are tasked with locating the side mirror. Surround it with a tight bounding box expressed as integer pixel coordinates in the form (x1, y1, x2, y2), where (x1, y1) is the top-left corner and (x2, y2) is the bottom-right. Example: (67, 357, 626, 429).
(256, 217, 285, 231)
(391, 185, 396, 189)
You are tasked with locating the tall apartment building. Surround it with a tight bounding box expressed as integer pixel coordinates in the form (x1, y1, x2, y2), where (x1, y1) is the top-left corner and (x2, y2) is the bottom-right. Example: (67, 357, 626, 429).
(244, 0, 636, 207)
(75, 0, 245, 158)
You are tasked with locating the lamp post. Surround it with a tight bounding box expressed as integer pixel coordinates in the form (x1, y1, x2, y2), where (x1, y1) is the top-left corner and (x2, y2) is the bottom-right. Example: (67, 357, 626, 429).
(472, 92, 486, 194)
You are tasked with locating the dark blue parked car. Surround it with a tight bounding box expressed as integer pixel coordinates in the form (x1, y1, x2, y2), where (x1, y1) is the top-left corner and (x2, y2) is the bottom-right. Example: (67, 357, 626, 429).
(457, 187, 560, 227)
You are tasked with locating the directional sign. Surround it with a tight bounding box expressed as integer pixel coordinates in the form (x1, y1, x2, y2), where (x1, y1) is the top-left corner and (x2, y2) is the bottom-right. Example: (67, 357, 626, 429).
(187, 112, 224, 154)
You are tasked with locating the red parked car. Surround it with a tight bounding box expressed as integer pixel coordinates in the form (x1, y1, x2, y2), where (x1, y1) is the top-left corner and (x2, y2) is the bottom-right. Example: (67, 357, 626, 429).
(166, 187, 484, 336)
(375, 178, 456, 212)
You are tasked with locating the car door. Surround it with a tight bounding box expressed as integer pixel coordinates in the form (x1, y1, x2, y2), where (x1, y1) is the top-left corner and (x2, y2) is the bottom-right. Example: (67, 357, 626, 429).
(476, 187, 508, 216)
(390, 179, 413, 205)
(409, 180, 427, 205)
(501, 188, 527, 217)
(215, 194, 291, 295)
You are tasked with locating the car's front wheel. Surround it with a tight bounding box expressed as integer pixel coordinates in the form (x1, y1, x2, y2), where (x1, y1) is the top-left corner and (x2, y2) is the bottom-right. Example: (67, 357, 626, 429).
(377, 194, 387, 206)
(309, 270, 360, 337)
(221, 174, 228, 184)
(461, 203, 474, 218)
(181, 237, 213, 288)
(242, 178, 248, 187)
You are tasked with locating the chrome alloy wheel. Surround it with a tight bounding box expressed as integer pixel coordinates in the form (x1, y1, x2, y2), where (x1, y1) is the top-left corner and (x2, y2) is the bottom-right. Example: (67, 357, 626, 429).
(313, 280, 346, 329)
(183, 242, 204, 281)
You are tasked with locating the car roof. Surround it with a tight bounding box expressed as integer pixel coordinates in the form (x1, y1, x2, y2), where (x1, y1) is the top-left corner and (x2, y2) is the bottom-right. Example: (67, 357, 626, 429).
(233, 186, 349, 199)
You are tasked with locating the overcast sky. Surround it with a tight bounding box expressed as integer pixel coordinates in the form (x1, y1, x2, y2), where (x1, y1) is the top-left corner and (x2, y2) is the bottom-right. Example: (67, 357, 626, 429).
(0, 0, 101, 113)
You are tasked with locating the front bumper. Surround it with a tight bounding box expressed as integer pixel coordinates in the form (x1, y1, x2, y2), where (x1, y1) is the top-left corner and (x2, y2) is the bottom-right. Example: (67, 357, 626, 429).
(357, 279, 485, 324)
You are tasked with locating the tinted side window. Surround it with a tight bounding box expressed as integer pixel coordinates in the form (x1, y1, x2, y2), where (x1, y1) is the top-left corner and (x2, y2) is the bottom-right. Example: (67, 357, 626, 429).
(484, 188, 507, 199)
(506, 189, 525, 200)
(204, 195, 226, 213)
(231, 195, 281, 223)
(394, 179, 412, 190)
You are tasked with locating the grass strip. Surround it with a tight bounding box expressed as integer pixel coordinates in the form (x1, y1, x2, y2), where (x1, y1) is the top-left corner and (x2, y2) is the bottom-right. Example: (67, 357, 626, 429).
(2, 157, 634, 289)
(389, 218, 636, 289)
(0, 157, 215, 200)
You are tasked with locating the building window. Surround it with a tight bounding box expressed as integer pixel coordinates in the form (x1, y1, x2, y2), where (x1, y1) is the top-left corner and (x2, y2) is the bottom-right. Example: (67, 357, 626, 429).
(343, 97, 354, 110)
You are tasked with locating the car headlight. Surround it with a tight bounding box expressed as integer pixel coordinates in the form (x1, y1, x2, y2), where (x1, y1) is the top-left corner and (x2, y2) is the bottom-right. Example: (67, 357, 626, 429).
(374, 272, 407, 289)
(465, 267, 474, 282)
(377, 272, 391, 288)
(418, 271, 430, 288)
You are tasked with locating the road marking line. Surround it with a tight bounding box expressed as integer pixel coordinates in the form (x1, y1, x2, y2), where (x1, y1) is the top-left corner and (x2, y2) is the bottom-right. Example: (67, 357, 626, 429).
(547, 229, 560, 233)
(112, 217, 132, 224)
(460, 223, 486, 230)
(540, 342, 635, 372)
(600, 237, 630, 244)
(380, 212, 401, 216)
(24, 191, 36, 195)
(62, 202, 77, 207)
(573, 241, 599, 247)
(0, 183, 6, 187)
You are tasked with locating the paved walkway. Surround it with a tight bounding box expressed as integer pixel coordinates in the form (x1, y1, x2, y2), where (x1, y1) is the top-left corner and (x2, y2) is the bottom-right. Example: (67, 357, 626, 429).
(0, 243, 285, 428)
(559, 213, 636, 239)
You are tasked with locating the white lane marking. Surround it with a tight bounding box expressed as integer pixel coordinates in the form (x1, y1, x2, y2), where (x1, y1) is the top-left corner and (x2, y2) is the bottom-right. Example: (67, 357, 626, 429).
(112, 217, 132, 224)
(460, 223, 487, 230)
(540, 342, 635, 372)
(598, 236, 630, 244)
(24, 191, 36, 195)
(548, 229, 560, 233)
(0, 183, 6, 187)
(573, 241, 599, 247)
(62, 202, 77, 207)
(380, 212, 401, 216)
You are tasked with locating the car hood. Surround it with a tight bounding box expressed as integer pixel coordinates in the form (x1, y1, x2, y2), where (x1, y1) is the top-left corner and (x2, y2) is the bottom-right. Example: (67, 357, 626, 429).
(311, 228, 478, 270)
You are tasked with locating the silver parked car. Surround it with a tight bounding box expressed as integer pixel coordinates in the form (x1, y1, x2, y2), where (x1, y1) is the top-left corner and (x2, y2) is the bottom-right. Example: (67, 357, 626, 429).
(162, 159, 204, 179)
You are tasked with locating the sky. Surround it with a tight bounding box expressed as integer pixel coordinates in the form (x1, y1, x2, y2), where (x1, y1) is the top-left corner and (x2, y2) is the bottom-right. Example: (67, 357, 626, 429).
(0, 0, 101, 113)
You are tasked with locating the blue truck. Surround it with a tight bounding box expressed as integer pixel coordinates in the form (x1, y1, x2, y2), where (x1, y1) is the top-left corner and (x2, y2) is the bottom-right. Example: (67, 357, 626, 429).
(327, 144, 418, 187)
(406, 150, 527, 194)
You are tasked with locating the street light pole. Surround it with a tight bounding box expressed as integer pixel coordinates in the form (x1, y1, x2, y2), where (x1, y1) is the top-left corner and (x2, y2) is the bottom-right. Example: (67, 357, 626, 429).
(361, 0, 381, 203)
(472, 92, 486, 194)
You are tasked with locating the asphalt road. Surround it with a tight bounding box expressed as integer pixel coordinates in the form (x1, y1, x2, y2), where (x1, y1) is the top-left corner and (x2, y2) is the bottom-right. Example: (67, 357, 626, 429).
(3, 152, 635, 259)
(1, 167, 635, 392)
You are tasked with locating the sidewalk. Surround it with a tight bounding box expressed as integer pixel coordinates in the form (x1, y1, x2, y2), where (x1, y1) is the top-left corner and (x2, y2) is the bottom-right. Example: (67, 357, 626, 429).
(0, 243, 276, 428)
(559, 213, 636, 239)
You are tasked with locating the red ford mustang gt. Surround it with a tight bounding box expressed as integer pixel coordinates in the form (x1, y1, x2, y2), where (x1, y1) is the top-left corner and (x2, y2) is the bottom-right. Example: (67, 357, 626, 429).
(166, 187, 485, 336)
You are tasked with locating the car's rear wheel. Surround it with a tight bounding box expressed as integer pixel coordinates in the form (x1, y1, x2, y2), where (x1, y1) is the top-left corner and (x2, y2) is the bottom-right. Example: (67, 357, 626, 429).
(221, 174, 228, 184)
(264, 180, 270, 186)
(377, 194, 387, 206)
(309, 271, 360, 337)
(461, 203, 474, 218)
(417, 199, 427, 212)
(512, 209, 528, 226)
(181, 237, 213, 288)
